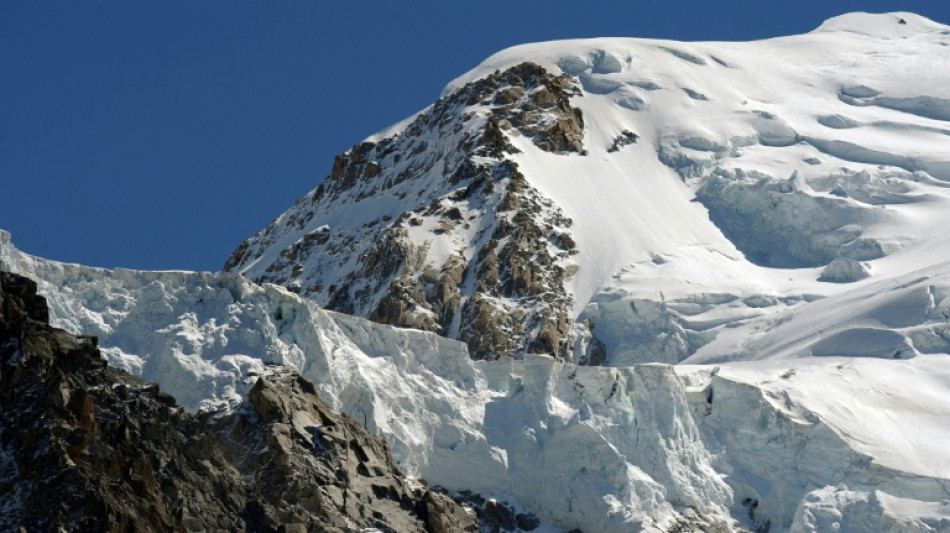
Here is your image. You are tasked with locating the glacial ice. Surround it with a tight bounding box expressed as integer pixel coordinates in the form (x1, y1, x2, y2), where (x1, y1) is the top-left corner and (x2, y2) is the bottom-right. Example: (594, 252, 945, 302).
(6, 221, 950, 531)
(2, 232, 735, 531)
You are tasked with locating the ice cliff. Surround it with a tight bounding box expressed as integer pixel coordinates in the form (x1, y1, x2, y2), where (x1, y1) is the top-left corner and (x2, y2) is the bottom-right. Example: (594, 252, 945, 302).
(5, 226, 950, 531)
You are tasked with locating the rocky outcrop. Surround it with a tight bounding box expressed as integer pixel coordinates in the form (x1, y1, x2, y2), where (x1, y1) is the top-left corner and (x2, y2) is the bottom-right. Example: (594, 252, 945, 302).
(460, 169, 577, 359)
(218, 368, 477, 533)
(224, 62, 587, 361)
(474, 62, 586, 155)
(607, 130, 639, 153)
(0, 271, 477, 532)
(0, 271, 244, 532)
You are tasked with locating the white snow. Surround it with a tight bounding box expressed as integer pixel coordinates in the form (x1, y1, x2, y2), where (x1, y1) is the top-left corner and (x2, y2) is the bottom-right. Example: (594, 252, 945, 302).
(439, 12, 950, 323)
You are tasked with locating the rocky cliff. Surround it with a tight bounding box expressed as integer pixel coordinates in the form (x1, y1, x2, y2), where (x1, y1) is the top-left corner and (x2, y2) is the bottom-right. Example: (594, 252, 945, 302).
(225, 62, 590, 362)
(0, 270, 476, 532)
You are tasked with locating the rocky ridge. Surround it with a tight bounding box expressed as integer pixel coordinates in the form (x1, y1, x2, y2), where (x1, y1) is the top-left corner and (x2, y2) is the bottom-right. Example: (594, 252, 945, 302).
(0, 270, 476, 532)
(225, 62, 592, 361)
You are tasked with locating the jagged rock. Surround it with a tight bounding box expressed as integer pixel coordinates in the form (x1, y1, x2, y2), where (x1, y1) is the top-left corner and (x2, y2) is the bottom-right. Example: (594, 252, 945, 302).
(607, 130, 639, 153)
(0, 271, 245, 532)
(222, 368, 478, 533)
(224, 62, 586, 361)
(484, 499, 517, 531)
(437, 489, 541, 533)
(0, 271, 477, 533)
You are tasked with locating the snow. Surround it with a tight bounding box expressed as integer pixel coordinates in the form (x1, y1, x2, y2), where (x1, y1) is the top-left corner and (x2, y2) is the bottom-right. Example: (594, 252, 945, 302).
(5, 11, 950, 532)
(812, 12, 944, 38)
(437, 12, 950, 333)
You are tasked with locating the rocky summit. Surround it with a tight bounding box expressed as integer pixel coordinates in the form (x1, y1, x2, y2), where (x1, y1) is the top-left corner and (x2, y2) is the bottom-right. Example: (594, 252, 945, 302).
(225, 62, 590, 362)
(0, 270, 476, 532)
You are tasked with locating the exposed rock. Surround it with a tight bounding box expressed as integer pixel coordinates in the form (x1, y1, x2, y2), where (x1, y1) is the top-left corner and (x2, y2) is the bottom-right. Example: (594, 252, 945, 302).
(224, 62, 586, 361)
(436, 489, 541, 533)
(219, 368, 478, 533)
(0, 271, 477, 533)
(607, 129, 639, 153)
(0, 271, 244, 532)
(467, 62, 586, 156)
(484, 499, 517, 531)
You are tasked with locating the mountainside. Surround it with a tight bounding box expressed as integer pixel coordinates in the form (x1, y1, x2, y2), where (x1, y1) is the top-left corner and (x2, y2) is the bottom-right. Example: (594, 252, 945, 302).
(0, 269, 477, 532)
(225, 62, 589, 361)
(225, 12, 950, 366)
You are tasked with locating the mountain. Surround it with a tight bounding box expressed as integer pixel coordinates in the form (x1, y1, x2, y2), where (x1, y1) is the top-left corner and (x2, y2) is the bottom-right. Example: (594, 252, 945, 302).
(224, 12, 950, 368)
(4, 10, 950, 533)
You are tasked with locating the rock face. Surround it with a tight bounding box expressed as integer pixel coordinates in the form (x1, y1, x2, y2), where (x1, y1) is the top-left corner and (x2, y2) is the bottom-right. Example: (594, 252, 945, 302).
(0, 271, 476, 533)
(224, 62, 587, 361)
(219, 368, 477, 533)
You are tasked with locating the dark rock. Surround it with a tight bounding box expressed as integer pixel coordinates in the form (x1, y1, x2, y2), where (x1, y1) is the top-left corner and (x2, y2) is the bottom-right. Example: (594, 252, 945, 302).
(435, 488, 540, 533)
(484, 499, 517, 530)
(0, 271, 244, 532)
(516, 512, 540, 530)
(607, 130, 639, 153)
(0, 271, 478, 533)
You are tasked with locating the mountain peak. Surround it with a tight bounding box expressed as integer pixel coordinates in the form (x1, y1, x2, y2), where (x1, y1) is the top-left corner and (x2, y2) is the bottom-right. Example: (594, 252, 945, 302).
(226, 14, 950, 365)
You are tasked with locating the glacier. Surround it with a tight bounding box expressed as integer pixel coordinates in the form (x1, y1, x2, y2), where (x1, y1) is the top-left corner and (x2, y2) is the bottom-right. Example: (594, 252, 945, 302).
(1, 230, 733, 531)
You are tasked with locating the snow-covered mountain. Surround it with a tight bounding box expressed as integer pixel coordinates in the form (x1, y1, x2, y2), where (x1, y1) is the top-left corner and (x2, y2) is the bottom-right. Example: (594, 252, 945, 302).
(3, 11, 950, 533)
(225, 11, 950, 368)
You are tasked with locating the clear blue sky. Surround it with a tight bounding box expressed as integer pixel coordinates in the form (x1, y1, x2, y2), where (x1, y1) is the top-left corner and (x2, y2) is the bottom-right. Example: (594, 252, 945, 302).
(2, 0, 947, 271)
